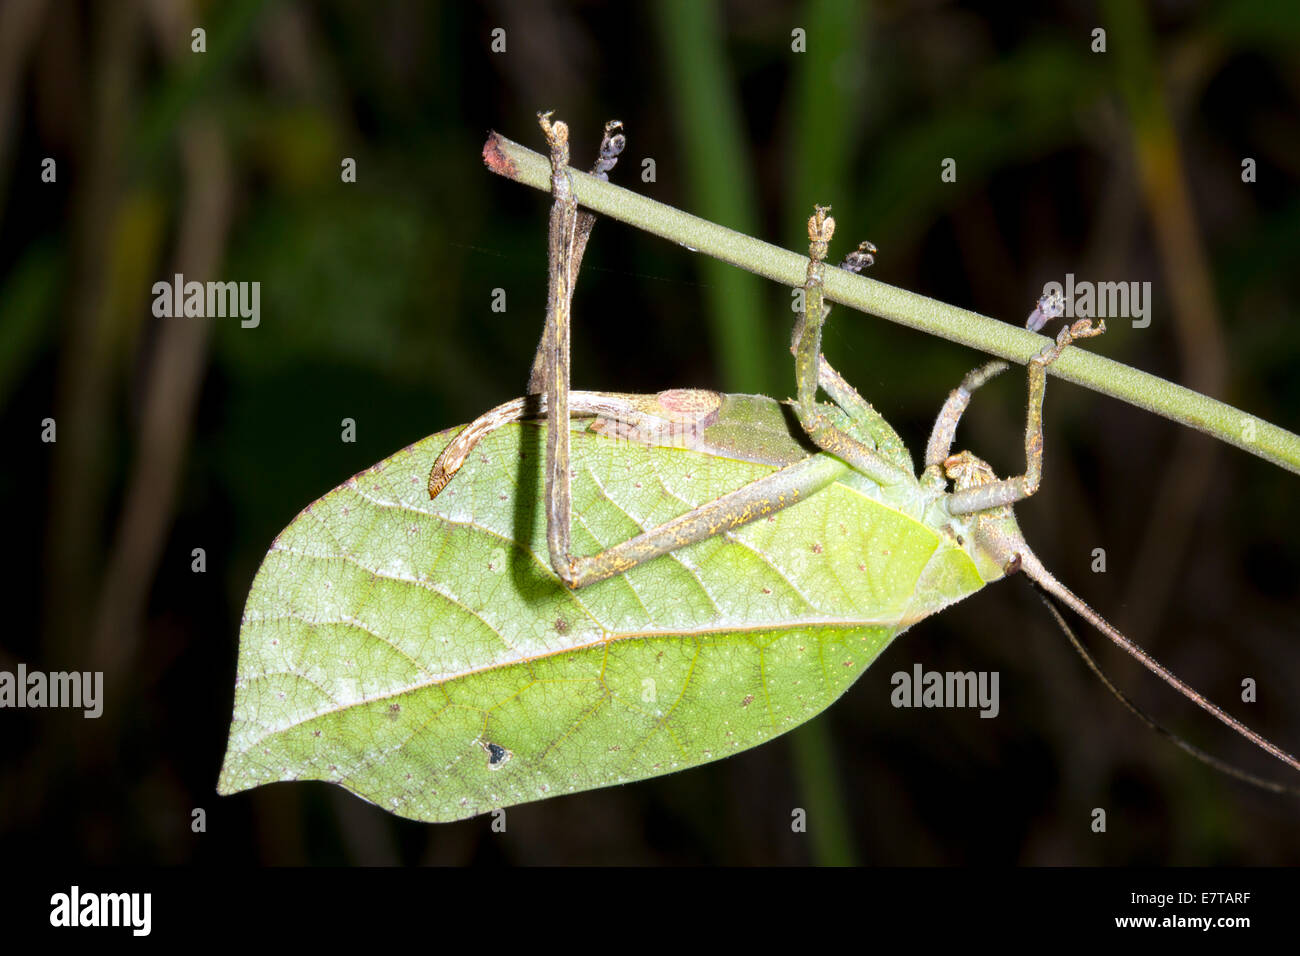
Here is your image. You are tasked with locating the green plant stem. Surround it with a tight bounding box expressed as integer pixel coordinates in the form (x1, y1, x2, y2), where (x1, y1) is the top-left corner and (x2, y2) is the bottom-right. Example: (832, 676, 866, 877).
(483, 130, 1300, 477)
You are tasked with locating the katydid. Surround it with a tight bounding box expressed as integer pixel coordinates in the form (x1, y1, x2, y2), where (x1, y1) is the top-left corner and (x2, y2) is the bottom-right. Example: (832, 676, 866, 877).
(217, 113, 1300, 823)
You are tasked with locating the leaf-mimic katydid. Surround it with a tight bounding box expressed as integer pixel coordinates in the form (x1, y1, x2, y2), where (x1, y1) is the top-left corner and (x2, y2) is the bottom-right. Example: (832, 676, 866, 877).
(217, 113, 1300, 823)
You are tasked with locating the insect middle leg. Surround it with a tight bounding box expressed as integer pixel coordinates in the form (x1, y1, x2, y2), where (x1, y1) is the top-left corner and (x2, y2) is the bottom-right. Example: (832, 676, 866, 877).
(809, 240, 885, 426)
(791, 206, 912, 487)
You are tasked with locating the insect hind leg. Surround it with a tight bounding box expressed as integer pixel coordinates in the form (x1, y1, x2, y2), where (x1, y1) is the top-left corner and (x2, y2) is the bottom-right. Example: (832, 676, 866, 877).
(526, 118, 625, 394)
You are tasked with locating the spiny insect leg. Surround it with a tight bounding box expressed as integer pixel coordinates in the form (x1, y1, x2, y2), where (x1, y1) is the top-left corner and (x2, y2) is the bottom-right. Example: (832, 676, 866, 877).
(429, 388, 849, 589)
(813, 240, 880, 424)
(527, 118, 625, 394)
(947, 318, 1104, 515)
(537, 112, 580, 579)
(924, 359, 1010, 468)
(561, 454, 847, 588)
(816, 355, 878, 425)
(792, 206, 908, 486)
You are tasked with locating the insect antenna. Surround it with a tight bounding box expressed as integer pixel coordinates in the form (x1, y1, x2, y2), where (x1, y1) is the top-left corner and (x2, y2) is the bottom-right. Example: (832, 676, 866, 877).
(1032, 586, 1300, 796)
(1017, 550, 1300, 790)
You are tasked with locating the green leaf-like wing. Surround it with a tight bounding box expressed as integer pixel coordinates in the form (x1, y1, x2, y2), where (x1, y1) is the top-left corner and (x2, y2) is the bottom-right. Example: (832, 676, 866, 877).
(217, 420, 985, 821)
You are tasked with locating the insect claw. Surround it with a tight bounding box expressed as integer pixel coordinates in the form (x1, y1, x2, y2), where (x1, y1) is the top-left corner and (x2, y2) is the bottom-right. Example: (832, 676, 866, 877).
(538, 110, 569, 156)
(1053, 317, 1106, 351)
(1026, 289, 1066, 332)
(592, 119, 626, 180)
(808, 205, 834, 238)
(840, 240, 877, 274)
(1068, 317, 1106, 340)
(807, 206, 835, 262)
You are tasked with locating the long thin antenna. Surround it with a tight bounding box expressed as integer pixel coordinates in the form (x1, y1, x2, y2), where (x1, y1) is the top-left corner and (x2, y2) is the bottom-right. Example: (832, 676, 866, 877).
(1016, 548, 1300, 779)
(1031, 586, 1300, 796)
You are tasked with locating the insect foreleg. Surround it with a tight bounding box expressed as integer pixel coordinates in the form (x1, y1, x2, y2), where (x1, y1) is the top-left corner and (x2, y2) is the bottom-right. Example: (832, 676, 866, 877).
(946, 318, 1104, 515)
(923, 359, 1010, 469)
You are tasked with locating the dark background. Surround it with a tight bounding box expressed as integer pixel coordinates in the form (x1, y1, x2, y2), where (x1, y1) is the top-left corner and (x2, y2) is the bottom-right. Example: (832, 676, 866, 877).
(2, 0, 1298, 865)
